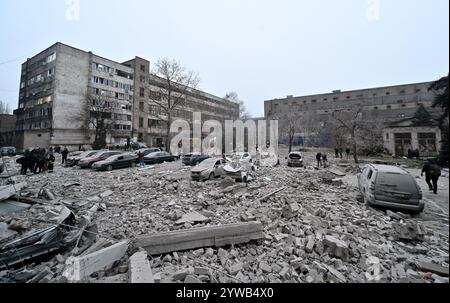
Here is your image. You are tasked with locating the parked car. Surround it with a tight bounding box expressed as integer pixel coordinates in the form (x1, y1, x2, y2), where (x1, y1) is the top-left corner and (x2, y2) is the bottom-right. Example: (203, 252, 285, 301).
(357, 164, 424, 213)
(191, 158, 226, 181)
(66, 150, 99, 167)
(135, 148, 161, 157)
(0, 147, 16, 156)
(78, 151, 122, 168)
(182, 153, 210, 166)
(143, 151, 179, 164)
(92, 153, 138, 171)
(287, 152, 304, 167)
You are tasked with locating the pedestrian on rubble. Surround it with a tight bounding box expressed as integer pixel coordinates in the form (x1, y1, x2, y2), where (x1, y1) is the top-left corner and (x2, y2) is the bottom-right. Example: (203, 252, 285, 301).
(345, 148, 351, 160)
(61, 148, 69, 164)
(322, 154, 328, 168)
(339, 148, 343, 159)
(335, 147, 339, 158)
(47, 149, 55, 172)
(422, 160, 441, 194)
(316, 152, 322, 168)
(138, 150, 145, 168)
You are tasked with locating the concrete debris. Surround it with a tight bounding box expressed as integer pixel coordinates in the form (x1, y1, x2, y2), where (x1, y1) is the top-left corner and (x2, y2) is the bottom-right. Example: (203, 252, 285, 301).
(0, 151, 448, 284)
(129, 251, 154, 283)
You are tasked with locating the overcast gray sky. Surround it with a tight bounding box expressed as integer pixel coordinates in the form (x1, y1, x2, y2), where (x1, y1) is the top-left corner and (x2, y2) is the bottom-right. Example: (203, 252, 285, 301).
(0, 0, 448, 117)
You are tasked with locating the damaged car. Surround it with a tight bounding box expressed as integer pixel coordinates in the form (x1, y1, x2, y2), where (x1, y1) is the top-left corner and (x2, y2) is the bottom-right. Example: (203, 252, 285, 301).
(357, 164, 424, 214)
(191, 158, 226, 181)
(287, 152, 304, 167)
(78, 151, 122, 169)
(92, 153, 138, 171)
(223, 161, 254, 183)
(182, 153, 210, 166)
(65, 150, 99, 167)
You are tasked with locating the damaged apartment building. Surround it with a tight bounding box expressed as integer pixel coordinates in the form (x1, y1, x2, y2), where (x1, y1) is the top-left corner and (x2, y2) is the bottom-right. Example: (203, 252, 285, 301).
(265, 82, 443, 157)
(13, 43, 239, 150)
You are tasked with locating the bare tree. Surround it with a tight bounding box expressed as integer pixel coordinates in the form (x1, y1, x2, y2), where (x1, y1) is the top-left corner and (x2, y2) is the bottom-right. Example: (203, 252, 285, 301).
(331, 107, 364, 163)
(224, 92, 251, 119)
(70, 94, 119, 150)
(151, 58, 200, 152)
(0, 100, 12, 114)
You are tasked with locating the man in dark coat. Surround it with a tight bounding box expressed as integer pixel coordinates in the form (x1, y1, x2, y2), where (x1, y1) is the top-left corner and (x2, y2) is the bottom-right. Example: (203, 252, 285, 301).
(61, 148, 69, 164)
(422, 160, 442, 194)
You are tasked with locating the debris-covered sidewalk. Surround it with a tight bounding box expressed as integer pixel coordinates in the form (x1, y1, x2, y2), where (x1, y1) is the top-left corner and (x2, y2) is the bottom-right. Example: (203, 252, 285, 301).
(0, 154, 448, 283)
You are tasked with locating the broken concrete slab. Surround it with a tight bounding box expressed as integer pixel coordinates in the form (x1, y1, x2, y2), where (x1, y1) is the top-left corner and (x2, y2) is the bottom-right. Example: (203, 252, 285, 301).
(392, 222, 425, 242)
(0, 182, 27, 201)
(63, 240, 129, 282)
(129, 251, 154, 283)
(416, 262, 449, 277)
(133, 222, 264, 255)
(175, 212, 210, 225)
(322, 235, 350, 262)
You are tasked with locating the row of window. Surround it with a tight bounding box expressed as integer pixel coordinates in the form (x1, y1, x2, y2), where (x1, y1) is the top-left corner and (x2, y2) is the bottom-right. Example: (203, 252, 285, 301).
(113, 113, 132, 121)
(92, 62, 134, 80)
(23, 68, 54, 87)
(113, 124, 132, 131)
(138, 117, 163, 128)
(91, 76, 132, 91)
(91, 98, 132, 111)
(26, 107, 52, 118)
(27, 120, 52, 130)
(278, 88, 424, 107)
(92, 88, 133, 101)
(18, 95, 53, 109)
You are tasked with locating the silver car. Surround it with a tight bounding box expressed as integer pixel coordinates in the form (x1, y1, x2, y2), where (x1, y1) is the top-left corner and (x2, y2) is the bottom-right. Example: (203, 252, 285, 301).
(191, 158, 226, 181)
(357, 164, 424, 213)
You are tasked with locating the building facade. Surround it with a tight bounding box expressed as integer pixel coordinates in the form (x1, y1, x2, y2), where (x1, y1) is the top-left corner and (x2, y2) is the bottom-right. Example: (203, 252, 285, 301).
(0, 114, 16, 147)
(264, 81, 442, 155)
(13, 43, 238, 150)
(122, 57, 239, 148)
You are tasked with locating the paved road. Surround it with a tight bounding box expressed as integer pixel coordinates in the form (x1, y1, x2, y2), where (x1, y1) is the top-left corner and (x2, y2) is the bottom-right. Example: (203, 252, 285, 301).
(407, 168, 449, 215)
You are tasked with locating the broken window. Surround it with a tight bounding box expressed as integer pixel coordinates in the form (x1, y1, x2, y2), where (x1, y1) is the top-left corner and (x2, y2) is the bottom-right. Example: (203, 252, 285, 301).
(140, 65, 146, 72)
(140, 88, 145, 97)
(139, 102, 144, 111)
(46, 53, 56, 63)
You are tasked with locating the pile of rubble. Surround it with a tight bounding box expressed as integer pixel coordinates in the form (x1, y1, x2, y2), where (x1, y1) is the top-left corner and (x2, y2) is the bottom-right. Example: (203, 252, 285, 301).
(0, 156, 448, 283)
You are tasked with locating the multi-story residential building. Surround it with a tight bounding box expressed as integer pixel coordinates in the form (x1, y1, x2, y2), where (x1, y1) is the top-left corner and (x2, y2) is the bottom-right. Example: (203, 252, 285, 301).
(122, 57, 239, 148)
(265, 81, 443, 156)
(13, 43, 239, 150)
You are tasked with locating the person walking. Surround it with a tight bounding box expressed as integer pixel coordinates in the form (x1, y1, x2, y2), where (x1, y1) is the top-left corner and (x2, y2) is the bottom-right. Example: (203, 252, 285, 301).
(322, 154, 328, 168)
(339, 148, 343, 159)
(138, 150, 145, 168)
(345, 148, 351, 160)
(422, 160, 441, 194)
(335, 147, 339, 158)
(61, 148, 69, 164)
(316, 152, 322, 168)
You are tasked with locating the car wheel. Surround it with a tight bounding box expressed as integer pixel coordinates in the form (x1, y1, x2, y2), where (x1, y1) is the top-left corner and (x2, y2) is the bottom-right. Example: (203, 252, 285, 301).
(107, 165, 113, 171)
(131, 162, 136, 168)
(209, 173, 215, 180)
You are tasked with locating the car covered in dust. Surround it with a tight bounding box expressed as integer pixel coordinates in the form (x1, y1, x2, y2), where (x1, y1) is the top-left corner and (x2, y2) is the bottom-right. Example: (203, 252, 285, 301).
(191, 158, 226, 181)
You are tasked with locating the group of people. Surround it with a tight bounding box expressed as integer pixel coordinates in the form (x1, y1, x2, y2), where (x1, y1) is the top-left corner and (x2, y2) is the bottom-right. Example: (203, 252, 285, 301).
(16, 147, 69, 175)
(315, 152, 328, 168)
(334, 147, 351, 160)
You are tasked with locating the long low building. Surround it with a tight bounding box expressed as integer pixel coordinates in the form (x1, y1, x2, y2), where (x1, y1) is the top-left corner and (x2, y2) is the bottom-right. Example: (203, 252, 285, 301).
(265, 81, 443, 156)
(13, 43, 239, 150)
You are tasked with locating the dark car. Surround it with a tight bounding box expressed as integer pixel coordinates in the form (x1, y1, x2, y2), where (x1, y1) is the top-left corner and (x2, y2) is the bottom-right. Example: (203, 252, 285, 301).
(66, 150, 99, 167)
(135, 148, 161, 157)
(182, 153, 210, 166)
(143, 151, 179, 164)
(78, 151, 122, 168)
(1, 147, 16, 156)
(92, 153, 138, 171)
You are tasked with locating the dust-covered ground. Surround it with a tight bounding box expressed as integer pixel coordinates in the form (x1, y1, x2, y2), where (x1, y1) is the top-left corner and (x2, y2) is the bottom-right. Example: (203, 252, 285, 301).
(0, 149, 448, 283)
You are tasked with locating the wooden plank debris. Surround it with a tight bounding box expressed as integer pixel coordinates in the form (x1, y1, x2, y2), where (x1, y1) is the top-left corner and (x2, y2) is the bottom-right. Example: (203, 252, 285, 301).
(133, 222, 264, 255)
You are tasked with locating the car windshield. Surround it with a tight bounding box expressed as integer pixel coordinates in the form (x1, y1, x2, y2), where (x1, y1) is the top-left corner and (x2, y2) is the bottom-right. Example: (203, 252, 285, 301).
(146, 152, 159, 157)
(198, 158, 218, 168)
(376, 173, 417, 192)
(289, 153, 302, 159)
